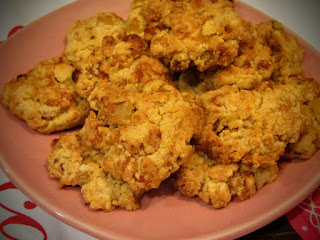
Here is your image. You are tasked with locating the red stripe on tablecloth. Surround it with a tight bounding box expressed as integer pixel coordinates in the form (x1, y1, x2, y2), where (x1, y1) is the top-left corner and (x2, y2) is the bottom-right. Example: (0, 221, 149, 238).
(286, 187, 320, 240)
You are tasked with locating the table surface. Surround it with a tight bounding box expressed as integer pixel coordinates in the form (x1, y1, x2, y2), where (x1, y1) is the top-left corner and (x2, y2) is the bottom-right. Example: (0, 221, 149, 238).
(239, 216, 302, 240)
(0, 1, 319, 240)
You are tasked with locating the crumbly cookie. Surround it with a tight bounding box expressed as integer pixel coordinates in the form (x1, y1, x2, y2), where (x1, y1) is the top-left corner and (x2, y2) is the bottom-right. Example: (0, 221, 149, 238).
(48, 131, 143, 211)
(256, 20, 304, 81)
(176, 151, 278, 208)
(177, 74, 320, 167)
(176, 41, 275, 95)
(64, 12, 126, 98)
(206, 20, 303, 89)
(201, 41, 275, 90)
(175, 20, 303, 94)
(99, 34, 171, 89)
(84, 79, 203, 191)
(60, 26, 203, 192)
(126, 0, 254, 72)
(195, 82, 306, 167)
(278, 77, 320, 159)
(73, 31, 171, 100)
(64, 12, 126, 67)
(2, 57, 90, 134)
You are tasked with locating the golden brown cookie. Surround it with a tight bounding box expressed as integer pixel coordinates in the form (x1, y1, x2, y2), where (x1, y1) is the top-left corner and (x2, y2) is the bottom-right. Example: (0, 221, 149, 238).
(99, 34, 171, 89)
(48, 130, 143, 211)
(2, 57, 90, 134)
(84, 79, 203, 191)
(64, 12, 126, 98)
(256, 20, 304, 81)
(176, 151, 278, 208)
(127, 0, 254, 72)
(201, 41, 275, 90)
(175, 19, 303, 94)
(195, 82, 306, 167)
(64, 12, 126, 67)
(278, 77, 320, 159)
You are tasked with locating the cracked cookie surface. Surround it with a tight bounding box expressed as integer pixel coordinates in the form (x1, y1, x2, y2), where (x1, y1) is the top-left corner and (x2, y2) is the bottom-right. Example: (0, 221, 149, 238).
(194, 80, 319, 167)
(48, 130, 143, 211)
(2, 57, 90, 134)
(176, 151, 278, 208)
(127, 0, 254, 72)
(64, 12, 126, 99)
(85, 79, 203, 191)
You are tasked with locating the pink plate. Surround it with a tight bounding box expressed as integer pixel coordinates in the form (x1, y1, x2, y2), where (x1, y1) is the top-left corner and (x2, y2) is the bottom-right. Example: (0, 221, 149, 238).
(0, 0, 319, 239)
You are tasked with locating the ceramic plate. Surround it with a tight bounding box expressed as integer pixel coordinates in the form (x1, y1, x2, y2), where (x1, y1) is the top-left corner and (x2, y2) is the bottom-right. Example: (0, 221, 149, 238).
(0, 0, 319, 239)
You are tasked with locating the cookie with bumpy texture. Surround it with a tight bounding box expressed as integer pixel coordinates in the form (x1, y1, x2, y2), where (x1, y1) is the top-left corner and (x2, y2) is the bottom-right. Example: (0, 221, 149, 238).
(126, 0, 254, 72)
(64, 12, 126, 98)
(195, 83, 305, 167)
(177, 74, 320, 167)
(100, 34, 170, 86)
(48, 131, 143, 211)
(2, 57, 90, 134)
(203, 20, 303, 90)
(64, 12, 126, 68)
(175, 20, 303, 95)
(73, 32, 171, 100)
(74, 31, 203, 191)
(201, 41, 275, 91)
(176, 151, 278, 208)
(85, 79, 203, 191)
(278, 77, 320, 159)
(176, 41, 275, 96)
(84, 34, 174, 127)
(256, 20, 304, 81)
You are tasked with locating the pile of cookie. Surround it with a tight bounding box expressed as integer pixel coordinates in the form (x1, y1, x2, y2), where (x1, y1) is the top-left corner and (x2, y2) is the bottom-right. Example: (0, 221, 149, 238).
(2, 0, 319, 211)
